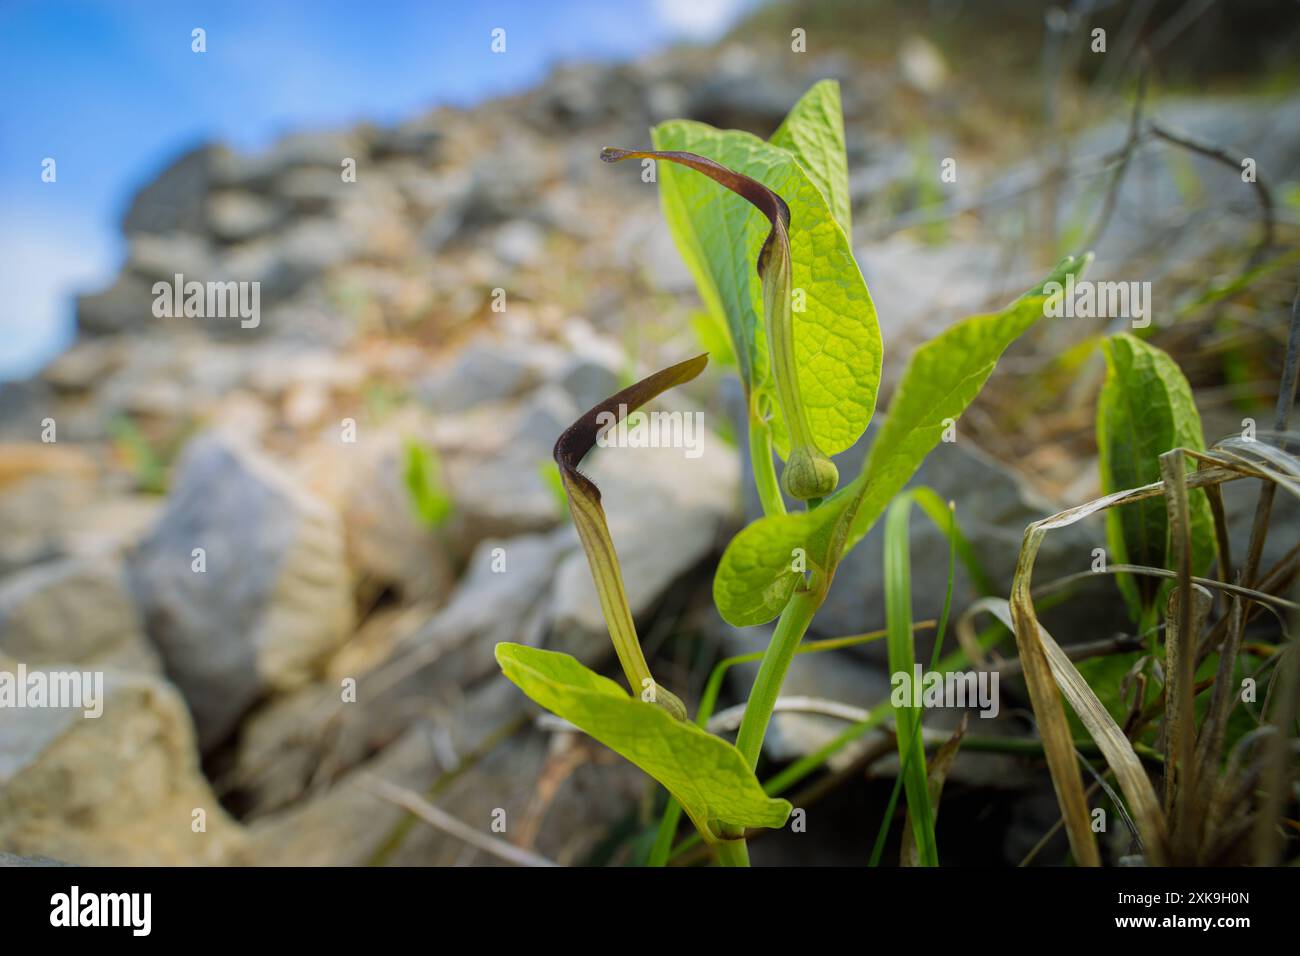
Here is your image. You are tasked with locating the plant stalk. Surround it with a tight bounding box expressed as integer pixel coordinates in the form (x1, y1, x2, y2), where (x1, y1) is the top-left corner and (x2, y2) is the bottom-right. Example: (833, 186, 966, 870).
(713, 587, 822, 866)
(747, 409, 786, 518)
(734, 587, 824, 768)
(715, 837, 750, 867)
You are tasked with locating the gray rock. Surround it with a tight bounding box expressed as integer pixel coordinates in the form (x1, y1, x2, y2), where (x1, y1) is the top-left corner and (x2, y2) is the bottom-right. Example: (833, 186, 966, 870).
(269, 218, 360, 289)
(634, 216, 697, 294)
(898, 35, 949, 94)
(441, 387, 575, 555)
(276, 167, 351, 213)
(417, 146, 550, 250)
(206, 190, 282, 242)
(685, 47, 807, 132)
(0, 379, 57, 443)
(74, 273, 157, 336)
(857, 235, 1009, 371)
(986, 97, 1300, 301)
(551, 324, 622, 410)
(225, 131, 370, 190)
(121, 143, 235, 237)
(128, 431, 353, 748)
(373, 113, 446, 161)
(0, 555, 160, 674)
(216, 218, 358, 308)
(461, 144, 552, 227)
(398, 166, 471, 215)
(124, 232, 215, 283)
(0, 851, 72, 866)
(0, 654, 247, 865)
(492, 220, 547, 268)
(418, 335, 565, 414)
(0, 449, 99, 575)
(401, 532, 564, 686)
(247, 678, 531, 865)
(39, 340, 125, 392)
(248, 723, 439, 865)
(386, 728, 650, 866)
(231, 533, 563, 816)
(339, 425, 455, 604)
(530, 63, 618, 129)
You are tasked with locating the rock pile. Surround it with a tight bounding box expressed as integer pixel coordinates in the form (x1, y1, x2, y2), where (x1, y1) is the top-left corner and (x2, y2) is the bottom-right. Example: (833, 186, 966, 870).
(1, 29, 1294, 866)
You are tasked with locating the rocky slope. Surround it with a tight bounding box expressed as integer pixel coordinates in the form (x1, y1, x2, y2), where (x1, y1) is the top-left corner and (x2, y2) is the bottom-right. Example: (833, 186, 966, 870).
(1, 25, 1296, 865)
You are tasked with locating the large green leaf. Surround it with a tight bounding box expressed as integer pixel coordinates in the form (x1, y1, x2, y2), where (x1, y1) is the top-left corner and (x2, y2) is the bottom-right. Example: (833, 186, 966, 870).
(837, 296, 1048, 556)
(713, 257, 1091, 627)
(1096, 333, 1214, 619)
(712, 509, 819, 627)
(770, 79, 852, 238)
(495, 643, 792, 840)
(651, 119, 881, 458)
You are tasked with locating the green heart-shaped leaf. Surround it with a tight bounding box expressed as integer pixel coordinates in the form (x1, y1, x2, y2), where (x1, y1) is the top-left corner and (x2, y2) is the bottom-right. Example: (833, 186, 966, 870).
(714, 257, 1091, 627)
(495, 643, 792, 841)
(770, 79, 852, 238)
(651, 120, 881, 459)
(1097, 332, 1214, 619)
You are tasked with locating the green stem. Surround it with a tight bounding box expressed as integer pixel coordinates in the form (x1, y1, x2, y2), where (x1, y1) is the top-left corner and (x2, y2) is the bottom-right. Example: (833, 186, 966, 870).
(713, 587, 822, 867)
(747, 410, 786, 518)
(715, 837, 750, 867)
(647, 798, 684, 867)
(735, 588, 823, 769)
(669, 624, 1015, 863)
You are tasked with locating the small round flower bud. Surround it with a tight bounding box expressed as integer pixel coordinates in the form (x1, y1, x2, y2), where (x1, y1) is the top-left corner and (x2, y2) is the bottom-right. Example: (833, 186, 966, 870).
(782, 445, 839, 500)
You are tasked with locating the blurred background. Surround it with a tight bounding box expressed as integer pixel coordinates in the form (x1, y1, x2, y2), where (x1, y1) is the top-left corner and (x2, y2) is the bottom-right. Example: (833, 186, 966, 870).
(1, 0, 1297, 866)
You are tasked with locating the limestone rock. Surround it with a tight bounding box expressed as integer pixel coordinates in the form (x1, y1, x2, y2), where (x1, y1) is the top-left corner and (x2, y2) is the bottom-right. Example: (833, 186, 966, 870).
(0, 555, 160, 674)
(0, 655, 247, 865)
(128, 431, 353, 748)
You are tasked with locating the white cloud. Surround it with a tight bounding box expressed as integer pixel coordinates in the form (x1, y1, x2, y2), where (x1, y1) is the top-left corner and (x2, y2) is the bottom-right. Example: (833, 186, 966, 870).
(651, 0, 747, 40)
(0, 210, 114, 380)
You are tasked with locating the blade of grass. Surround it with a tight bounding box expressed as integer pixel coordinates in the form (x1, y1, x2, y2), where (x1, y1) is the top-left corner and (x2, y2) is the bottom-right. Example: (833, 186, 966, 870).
(647, 622, 933, 867)
(884, 494, 937, 867)
(1010, 501, 1170, 864)
(870, 493, 959, 866)
(666, 623, 1011, 863)
(901, 715, 968, 867)
(1001, 453, 1280, 866)
(1158, 448, 1207, 861)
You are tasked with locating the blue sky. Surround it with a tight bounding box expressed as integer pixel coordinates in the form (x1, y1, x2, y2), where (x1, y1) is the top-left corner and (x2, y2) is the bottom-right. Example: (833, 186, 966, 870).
(0, 0, 750, 379)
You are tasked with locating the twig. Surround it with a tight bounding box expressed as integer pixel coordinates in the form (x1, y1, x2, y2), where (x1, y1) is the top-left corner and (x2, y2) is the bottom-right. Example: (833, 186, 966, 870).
(706, 696, 877, 734)
(1248, 293, 1300, 864)
(361, 775, 560, 867)
(1147, 119, 1277, 262)
(1146, 0, 1217, 55)
(1034, 563, 1300, 611)
(992, 631, 1146, 678)
(1083, 55, 1149, 251)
